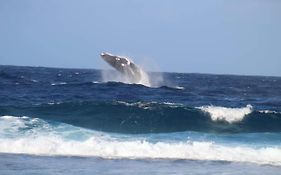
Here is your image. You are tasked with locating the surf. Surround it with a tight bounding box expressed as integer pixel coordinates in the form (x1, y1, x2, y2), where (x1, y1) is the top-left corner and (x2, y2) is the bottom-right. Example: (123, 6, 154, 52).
(0, 116, 281, 166)
(1, 101, 281, 134)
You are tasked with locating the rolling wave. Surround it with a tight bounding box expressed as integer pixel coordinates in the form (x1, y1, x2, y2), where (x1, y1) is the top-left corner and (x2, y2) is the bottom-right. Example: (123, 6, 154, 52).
(0, 116, 280, 166)
(1, 101, 281, 134)
(197, 105, 253, 123)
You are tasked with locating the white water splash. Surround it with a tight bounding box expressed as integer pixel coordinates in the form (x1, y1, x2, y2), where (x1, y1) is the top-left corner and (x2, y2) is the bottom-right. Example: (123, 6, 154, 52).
(0, 116, 281, 165)
(101, 67, 164, 88)
(198, 105, 253, 123)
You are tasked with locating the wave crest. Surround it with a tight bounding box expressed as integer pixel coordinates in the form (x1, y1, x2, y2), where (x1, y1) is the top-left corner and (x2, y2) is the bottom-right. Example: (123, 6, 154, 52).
(197, 105, 253, 123)
(1, 102, 281, 134)
(0, 116, 281, 165)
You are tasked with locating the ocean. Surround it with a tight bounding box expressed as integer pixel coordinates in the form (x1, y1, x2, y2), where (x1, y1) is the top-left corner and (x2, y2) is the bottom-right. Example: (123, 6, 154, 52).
(0, 65, 280, 174)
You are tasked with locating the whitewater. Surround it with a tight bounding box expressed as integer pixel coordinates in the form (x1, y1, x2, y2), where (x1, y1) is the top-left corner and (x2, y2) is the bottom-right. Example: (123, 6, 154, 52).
(0, 65, 281, 174)
(0, 115, 281, 166)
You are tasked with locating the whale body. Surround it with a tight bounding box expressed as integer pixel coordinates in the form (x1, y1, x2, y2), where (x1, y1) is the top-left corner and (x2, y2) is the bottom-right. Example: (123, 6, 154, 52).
(100, 52, 143, 83)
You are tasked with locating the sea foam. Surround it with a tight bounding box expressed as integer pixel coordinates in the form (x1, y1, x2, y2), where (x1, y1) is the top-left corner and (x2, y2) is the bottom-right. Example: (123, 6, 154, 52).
(0, 116, 280, 166)
(198, 105, 253, 123)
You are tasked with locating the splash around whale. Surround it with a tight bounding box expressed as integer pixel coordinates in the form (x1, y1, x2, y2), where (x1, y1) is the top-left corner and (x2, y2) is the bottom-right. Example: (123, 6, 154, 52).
(100, 52, 151, 86)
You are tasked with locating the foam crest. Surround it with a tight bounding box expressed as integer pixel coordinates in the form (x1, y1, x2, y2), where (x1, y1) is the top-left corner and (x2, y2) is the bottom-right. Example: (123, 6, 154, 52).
(0, 116, 41, 135)
(51, 82, 67, 86)
(198, 105, 253, 123)
(1, 130, 281, 166)
(259, 110, 281, 114)
(116, 101, 183, 110)
(0, 116, 281, 165)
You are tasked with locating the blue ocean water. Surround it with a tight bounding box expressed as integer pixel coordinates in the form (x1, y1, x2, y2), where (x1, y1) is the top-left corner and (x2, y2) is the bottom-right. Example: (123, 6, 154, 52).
(0, 65, 281, 174)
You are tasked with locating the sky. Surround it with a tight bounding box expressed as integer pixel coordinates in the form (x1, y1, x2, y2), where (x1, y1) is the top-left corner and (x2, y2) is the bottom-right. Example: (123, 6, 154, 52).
(0, 0, 281, 76)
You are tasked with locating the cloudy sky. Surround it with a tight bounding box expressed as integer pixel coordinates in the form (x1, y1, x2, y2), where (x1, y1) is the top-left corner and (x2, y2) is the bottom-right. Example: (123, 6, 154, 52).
(0, 0, 280, 76)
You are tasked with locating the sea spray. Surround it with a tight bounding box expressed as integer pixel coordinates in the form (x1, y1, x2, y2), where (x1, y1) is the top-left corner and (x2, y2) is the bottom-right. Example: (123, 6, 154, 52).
(101, 68, 151, 87)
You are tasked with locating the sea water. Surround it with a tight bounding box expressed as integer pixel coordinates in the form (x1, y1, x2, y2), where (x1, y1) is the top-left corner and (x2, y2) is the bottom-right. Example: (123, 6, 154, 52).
(0, 65, 280, 174)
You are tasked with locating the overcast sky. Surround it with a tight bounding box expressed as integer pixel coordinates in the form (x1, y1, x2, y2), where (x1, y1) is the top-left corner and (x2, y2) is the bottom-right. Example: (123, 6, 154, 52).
(0, 0, 281, 76)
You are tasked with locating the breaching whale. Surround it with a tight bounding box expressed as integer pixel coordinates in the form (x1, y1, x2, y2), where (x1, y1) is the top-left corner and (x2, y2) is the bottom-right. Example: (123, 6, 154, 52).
(100, 52, 143, 83)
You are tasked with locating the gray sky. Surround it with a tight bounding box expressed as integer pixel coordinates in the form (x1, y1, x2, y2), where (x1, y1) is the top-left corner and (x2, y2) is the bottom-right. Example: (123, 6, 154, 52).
(0, 0, 281, 76)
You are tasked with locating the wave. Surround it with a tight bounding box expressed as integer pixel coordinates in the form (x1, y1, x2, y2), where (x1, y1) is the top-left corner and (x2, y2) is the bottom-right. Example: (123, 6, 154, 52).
(1, 101, 281, 134)
(197, 105, 253, 123)
(0, 116, 280, 166)
(51, 82, 67, 86)
(259, 110, 281, 114)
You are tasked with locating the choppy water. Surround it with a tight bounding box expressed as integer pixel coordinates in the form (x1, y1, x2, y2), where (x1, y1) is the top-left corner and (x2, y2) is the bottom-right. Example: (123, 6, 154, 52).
(0, 65, 281, 174)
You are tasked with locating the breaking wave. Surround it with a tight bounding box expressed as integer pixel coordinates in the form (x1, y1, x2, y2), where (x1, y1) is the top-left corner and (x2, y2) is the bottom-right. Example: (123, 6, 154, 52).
(0, 116, 280, 166)
(197, 105, 253, 123)
(1, 101, 281, 134)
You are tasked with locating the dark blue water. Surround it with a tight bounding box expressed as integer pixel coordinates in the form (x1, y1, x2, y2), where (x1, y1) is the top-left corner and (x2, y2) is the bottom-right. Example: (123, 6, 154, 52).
(0, 65, 281, 174)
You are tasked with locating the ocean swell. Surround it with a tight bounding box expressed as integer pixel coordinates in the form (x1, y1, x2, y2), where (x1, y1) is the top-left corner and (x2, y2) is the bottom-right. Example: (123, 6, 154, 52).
(1, 101, 281, 134)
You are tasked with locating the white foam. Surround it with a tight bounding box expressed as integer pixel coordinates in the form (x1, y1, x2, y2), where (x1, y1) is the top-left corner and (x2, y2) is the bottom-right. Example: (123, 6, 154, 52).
(47, 102, 62, 105)
(162, 102, 182, 106)
(259, 110, 281, 114)
(0, 116, 27, 134)
(116, 101, 154, 110)
(0, 116, 49, 137)
(116, 101, 183, 110)
(175, 86, 185, 90)
(0, 116, 281, 165)
(197, 105, 253, 123)
(0, 131, 280, 166)
(51, 82, 67, 86)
